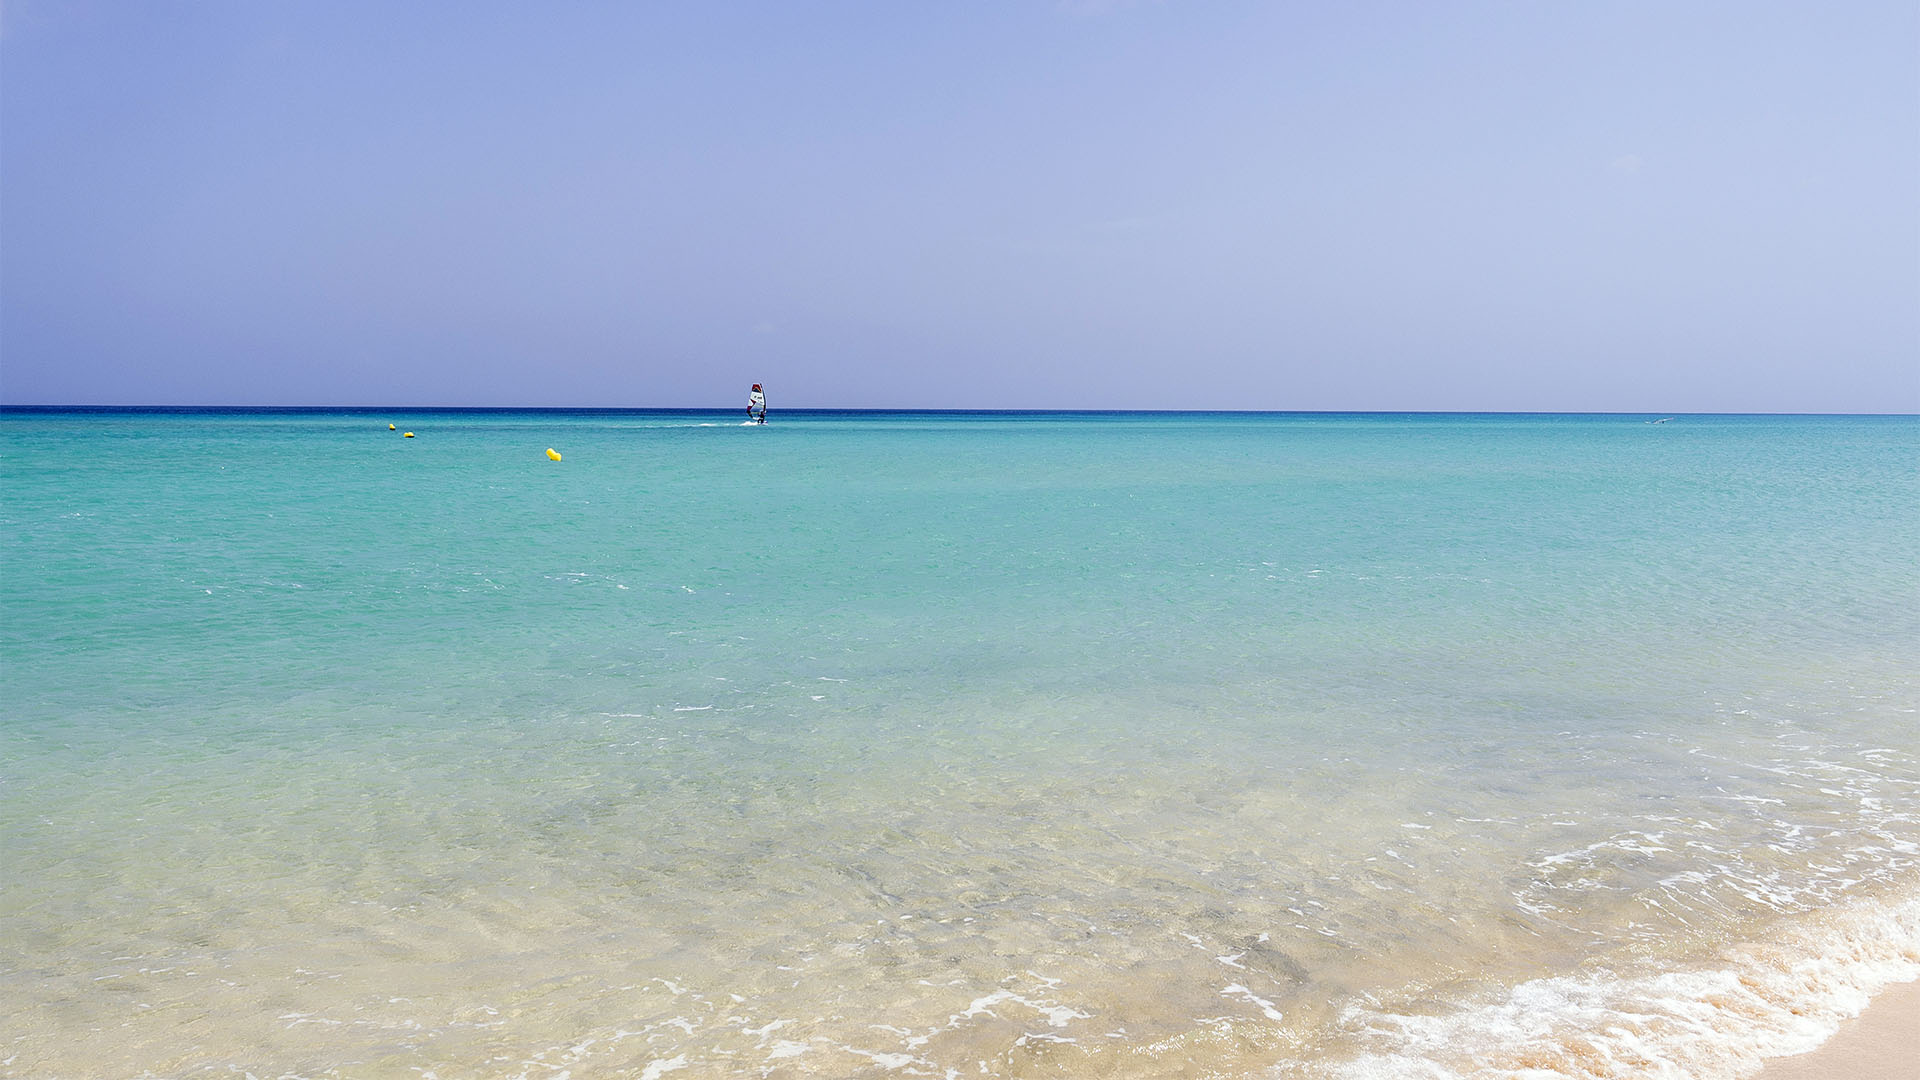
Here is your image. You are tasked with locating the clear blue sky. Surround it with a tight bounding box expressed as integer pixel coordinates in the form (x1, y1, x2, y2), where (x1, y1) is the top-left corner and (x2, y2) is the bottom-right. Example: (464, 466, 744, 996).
(3, 2, 1915, 410)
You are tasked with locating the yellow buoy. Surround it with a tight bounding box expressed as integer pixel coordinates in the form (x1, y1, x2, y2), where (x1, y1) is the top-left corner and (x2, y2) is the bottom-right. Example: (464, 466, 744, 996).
(403, 432, 415, 438)
(546, 447, 562, 461)
(389, 423, 396, 430)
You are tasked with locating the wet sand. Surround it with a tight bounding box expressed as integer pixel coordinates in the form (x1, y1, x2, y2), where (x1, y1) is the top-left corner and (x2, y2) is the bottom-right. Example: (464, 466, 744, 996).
(1758, 979, 1919, 1080)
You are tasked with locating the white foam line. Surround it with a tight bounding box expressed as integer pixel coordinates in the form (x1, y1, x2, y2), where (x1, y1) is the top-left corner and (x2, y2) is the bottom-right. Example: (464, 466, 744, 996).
(1324, 889, 1920, 1079)
(1221, 984, 1286, 1022)
(638, 1055, 686, 1080)
(765, 1040, 811, 1060)
(947, 986, 1088, 1030)
(835, 1045, 920, 1070)
(741, 1018, 790, 1039)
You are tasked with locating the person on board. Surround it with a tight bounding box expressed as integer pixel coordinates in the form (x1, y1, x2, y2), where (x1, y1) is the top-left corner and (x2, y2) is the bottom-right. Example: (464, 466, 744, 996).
(748, 384, 767, 424)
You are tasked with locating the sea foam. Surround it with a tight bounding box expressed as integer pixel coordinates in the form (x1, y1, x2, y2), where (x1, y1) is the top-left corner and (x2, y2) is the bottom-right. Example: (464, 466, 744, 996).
(1320, 889, 1920, 1079)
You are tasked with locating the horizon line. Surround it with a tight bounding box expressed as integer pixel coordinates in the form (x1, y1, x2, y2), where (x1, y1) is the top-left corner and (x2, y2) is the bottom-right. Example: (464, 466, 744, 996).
(2, 404, 1917, 418)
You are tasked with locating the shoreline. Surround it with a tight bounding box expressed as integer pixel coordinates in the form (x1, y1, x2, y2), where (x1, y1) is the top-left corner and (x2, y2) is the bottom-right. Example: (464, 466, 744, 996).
(1757, 978, 1920, 1080)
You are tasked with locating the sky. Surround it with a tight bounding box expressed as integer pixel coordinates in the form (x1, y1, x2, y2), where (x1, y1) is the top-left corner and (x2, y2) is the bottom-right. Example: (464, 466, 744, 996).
(2, 1, 1915, 411)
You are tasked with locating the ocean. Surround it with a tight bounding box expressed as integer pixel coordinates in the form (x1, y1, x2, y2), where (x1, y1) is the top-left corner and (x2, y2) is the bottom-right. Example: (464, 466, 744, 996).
(2, 409, 1916, 1079)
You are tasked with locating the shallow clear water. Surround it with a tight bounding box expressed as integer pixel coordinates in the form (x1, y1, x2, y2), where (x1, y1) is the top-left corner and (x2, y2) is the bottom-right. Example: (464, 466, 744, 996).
(3, 410, 1916, 1078)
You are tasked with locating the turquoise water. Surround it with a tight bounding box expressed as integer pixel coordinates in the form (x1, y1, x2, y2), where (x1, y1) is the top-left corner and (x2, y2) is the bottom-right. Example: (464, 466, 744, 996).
(3, 410, 1917, 1078)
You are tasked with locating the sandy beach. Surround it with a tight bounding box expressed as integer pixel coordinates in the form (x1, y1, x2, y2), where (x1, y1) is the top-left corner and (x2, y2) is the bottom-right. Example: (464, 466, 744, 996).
(1759, 980, 1919, 1080)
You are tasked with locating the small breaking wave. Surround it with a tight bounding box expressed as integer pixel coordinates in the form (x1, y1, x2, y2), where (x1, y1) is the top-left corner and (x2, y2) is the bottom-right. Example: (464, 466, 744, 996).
(1314, 887, 1920, 1079)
